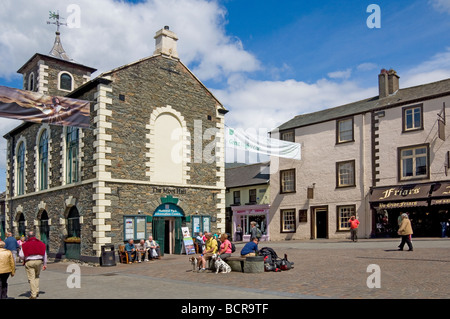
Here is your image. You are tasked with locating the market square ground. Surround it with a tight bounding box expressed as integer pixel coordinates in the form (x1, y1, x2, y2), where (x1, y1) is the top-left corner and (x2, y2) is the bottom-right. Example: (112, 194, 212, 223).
(4, 238, 449, 302)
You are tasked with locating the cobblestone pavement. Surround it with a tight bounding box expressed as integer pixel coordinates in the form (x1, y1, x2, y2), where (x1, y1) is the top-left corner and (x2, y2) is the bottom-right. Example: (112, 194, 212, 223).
(5, 238, 450, 301)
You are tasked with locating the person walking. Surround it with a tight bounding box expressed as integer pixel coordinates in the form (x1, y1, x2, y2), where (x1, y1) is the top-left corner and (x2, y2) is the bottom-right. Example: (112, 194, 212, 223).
(348, 215, 360, 242)
(398, 213, 413, 251)
(4, 232, 19, 263)
(0, 241, 16, 299)
(19, 231, 47, 299)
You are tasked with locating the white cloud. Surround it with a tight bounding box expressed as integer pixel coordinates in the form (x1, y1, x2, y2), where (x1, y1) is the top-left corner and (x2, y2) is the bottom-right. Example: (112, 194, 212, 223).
(429, 0, 450, 14)
(214, 77, 377, 131)
(401, 47, 450, 87)
(357, 62, 378, 72)
(0, 0, 260, 81)
(327, 68, 352, 80)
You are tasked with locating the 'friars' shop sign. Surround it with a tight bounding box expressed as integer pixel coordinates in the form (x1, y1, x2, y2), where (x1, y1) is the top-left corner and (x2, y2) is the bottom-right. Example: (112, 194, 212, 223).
(370, 184, 431, 208)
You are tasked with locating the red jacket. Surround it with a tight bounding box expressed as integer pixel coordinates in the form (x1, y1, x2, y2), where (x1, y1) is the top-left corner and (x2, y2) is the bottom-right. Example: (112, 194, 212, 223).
(21, 237, 46, 257)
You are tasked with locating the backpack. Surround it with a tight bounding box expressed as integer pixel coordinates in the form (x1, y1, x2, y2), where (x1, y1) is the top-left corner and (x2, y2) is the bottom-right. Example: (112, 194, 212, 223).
(255, 227, 262, 239)
(230, 242, 236, 253)
(259, 247, 294, 272)
(277, 254, 294, 271)
(259, 247, 280, 272)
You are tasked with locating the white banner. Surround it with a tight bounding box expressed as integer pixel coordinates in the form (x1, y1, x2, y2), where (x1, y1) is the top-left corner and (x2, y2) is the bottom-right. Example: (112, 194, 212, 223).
(226, 127, 301, 160)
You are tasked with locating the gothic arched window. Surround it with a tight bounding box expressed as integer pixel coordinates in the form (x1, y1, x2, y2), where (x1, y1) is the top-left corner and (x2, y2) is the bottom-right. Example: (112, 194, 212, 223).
(38, 130, 49, 190)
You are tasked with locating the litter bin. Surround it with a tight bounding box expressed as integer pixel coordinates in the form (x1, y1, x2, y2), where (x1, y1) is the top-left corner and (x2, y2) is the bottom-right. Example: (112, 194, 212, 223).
(101, 244, 116, 267)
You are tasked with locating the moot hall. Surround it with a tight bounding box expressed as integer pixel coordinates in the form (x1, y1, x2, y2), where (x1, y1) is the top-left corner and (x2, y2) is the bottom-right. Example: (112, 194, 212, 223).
(3, 24, 227, 263)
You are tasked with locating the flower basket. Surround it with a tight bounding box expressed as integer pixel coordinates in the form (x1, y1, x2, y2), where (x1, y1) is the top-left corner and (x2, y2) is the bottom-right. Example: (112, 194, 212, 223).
(64, 237, 81, 243)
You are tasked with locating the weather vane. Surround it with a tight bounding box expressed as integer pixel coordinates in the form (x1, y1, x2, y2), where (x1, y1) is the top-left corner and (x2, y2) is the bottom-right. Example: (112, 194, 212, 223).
(47, 11, 67, 33)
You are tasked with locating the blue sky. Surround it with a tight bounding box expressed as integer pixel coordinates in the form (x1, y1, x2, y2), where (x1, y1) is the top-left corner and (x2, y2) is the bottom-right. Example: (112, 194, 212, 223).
(1, 0, 450, 192)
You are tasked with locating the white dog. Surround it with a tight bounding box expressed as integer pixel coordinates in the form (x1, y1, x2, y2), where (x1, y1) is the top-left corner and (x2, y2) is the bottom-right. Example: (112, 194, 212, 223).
(212, 254, 231, 274)
(189, 256, 199, 272)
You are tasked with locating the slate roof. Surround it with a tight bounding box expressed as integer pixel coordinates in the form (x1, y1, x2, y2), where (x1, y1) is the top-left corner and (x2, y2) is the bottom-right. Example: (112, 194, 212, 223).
(277, 78, 450, 131)
(225, 162, 270, 188)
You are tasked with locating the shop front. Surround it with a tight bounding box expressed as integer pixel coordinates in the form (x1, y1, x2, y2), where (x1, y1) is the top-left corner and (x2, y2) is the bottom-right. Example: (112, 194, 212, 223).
(232, 204, 270, 242)
(370, 182, 450, 237)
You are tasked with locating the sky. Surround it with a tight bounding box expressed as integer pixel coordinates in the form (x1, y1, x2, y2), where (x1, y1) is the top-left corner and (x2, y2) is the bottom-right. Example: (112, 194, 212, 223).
(1, 0, 450, 192)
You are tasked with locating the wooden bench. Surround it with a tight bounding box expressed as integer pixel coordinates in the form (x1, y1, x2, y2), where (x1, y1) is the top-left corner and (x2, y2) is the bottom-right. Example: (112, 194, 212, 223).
(223, 256, 264, 273)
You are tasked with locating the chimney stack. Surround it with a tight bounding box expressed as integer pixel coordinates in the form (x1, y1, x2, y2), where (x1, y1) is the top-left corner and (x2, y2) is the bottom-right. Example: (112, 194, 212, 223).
(378, 68, 399, 98)
(153, 26, 179, 59)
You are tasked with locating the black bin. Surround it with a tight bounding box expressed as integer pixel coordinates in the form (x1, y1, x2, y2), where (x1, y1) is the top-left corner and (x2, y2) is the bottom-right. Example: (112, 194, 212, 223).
(100, 244, 116, 267)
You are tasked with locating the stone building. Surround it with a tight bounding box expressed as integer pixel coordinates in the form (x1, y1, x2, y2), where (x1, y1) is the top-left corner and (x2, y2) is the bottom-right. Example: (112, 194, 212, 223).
(270, 69, 450, 240)
(3, 26, 226, 262)
(225, 162, 270, 242)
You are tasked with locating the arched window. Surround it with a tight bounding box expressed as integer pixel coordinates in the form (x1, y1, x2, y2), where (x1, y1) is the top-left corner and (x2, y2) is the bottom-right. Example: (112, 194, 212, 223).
(18, 213, 26, 237)
(28, 73, 35, 91)
(40, 210, 50, 252)
(17, 142, 25, 195)
(67, 207, 80, 238)
(60, 72, 73, 91)
(66, 126, 79, 184)
(38, 130, 49, 190)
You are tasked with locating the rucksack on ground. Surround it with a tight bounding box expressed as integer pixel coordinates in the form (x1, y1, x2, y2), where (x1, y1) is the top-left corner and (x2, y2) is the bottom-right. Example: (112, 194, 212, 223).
(259, 247, 294, 272)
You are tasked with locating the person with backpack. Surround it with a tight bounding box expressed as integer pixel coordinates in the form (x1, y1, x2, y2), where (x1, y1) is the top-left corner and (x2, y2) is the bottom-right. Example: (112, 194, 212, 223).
(250, 221, 262, 242)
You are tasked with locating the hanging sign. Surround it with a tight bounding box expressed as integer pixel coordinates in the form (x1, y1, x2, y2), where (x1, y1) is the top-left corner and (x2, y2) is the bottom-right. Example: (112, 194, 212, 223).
(226, 127, 301, 160)
(0, 85, 90, 128)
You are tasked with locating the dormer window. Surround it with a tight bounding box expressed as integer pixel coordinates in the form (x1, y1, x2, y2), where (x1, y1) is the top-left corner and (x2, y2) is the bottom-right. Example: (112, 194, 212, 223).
(59, 72, 73, 91)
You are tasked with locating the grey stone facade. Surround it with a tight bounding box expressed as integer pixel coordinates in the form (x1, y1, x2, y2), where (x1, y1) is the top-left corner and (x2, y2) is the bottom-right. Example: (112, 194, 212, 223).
(4, 29, 226, 263)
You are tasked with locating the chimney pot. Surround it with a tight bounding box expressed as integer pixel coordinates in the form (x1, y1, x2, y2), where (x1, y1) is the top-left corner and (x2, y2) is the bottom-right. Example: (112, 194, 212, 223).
(378, 68, 399, 98)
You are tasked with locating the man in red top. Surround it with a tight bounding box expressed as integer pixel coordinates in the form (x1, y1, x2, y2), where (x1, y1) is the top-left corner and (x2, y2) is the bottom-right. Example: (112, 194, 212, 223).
(19, 231, 47, 299)
(348, 215, 360, 242)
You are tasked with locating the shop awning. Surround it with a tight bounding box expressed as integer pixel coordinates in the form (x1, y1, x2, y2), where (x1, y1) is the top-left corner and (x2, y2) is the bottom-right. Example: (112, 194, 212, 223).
(370, 183, 432, 208)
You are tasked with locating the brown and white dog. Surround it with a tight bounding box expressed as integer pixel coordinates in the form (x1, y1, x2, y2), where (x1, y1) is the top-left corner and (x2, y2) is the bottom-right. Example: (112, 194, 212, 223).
(189, 256, 199, 272)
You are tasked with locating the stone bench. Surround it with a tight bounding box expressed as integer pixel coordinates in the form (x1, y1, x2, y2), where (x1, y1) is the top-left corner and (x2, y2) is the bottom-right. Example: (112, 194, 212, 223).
(223, 255, 264, 273)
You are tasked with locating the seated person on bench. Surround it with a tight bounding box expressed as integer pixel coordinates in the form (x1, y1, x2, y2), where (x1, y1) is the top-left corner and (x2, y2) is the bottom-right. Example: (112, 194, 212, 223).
(197, 232, 217, 272)
(240, 237, 259, 257)
(125, 239, 137, 263)
(217, 233, 232, 260)
(136, 239, 148, 262)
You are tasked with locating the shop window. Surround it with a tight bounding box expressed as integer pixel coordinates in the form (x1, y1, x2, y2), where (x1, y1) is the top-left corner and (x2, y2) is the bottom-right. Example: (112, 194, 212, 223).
(336, 117, 354, 144)
(280, 169, 296, 193)
(403, 104, 423, 132)
(281, 209, 296, 233)
(336, 160, 355, 188)
(124, 215, 147, 241)
(337, 205, 355, 231)
(38, 130, 49, 190)
(398, 144, 429, 180)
